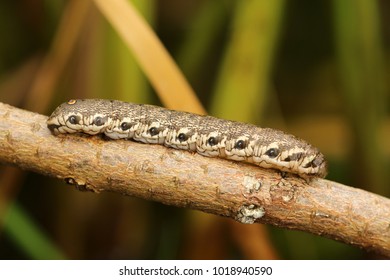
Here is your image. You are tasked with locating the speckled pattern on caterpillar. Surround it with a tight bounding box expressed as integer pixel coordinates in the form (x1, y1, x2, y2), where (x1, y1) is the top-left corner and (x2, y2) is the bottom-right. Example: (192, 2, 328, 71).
(47, 99, 327, 178)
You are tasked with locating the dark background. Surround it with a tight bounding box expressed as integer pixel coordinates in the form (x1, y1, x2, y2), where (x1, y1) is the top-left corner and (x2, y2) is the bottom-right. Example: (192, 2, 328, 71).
(0, 0, 389, 259)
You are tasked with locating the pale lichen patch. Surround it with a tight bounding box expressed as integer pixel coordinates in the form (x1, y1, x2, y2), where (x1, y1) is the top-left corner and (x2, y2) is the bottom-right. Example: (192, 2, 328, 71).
(236, 204, 265, 224)
(242, 175, 261, 194)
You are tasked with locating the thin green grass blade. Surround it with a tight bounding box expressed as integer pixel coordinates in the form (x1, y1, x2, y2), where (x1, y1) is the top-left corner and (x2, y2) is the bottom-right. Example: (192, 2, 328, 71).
(332, 0, 387, 193)
(177, 1, 233, 79)
(90, 0, 155, 104)
(210, 0, 285, 122)
(3, 203, 66, 259)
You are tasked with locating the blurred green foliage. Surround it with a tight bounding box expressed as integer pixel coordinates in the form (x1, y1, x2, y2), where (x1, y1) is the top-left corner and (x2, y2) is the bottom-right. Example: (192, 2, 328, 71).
(0, 0, 388, 260)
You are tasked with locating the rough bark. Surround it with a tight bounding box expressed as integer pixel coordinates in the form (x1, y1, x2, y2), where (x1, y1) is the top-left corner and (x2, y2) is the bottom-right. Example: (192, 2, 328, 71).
(0, 102, 389, 257)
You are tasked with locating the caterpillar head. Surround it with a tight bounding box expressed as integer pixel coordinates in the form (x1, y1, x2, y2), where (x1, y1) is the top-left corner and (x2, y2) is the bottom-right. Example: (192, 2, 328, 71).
(47, 99, 112, 135)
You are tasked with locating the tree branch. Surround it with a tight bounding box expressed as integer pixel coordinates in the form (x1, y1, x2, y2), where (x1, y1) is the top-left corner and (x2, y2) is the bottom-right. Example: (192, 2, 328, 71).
(1, 102, 389, 257)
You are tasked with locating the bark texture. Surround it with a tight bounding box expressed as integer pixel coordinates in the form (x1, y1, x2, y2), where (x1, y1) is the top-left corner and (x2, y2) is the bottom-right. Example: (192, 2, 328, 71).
(0, 102, 389, 256)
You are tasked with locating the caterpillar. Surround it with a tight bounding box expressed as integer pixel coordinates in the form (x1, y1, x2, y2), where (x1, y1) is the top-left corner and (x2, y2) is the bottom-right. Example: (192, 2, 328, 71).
(47, 99, 327, 178)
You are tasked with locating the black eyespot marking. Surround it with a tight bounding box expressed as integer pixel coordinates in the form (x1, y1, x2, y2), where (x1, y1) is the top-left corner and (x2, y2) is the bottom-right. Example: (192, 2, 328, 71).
(149, 127, 159, 136)
(121, 122, 131, 131)
(304, 162, 313, 168)
(284, 153, 302, 162)
(68, 115, 79, 125)
(311, 157, 323, 168)
(265, 148, 279, 158)
(208, 137, 217, 146)
(177, 133, 188, 142)
(234, 140, 246, 150)
(93, 116, 105, 126)
(304, 158, 320, 168)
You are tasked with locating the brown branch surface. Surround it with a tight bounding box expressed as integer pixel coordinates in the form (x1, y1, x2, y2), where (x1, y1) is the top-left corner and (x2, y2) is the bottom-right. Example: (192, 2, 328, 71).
(1, 102, 390, 257)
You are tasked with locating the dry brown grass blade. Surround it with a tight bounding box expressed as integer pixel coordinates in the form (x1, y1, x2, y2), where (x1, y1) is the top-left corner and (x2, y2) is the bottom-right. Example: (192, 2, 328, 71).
(1, 102, 390, 257)
(93, 0, 206, 114)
